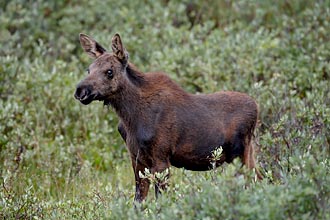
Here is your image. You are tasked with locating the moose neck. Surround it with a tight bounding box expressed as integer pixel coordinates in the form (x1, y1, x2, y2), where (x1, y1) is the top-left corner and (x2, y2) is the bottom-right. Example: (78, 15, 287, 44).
(109, 63, 146, 127)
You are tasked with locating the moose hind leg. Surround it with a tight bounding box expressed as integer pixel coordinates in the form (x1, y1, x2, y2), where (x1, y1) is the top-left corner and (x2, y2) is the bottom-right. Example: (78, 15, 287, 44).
(243, 141, 256, 169)
(227, 133, 245, 163)
(243, 138, 263, 180)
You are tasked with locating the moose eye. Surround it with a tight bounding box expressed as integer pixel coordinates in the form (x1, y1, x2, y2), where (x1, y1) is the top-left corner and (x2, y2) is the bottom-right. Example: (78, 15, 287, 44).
(107, 69, 113, 79)
(86, 68, 90, 74)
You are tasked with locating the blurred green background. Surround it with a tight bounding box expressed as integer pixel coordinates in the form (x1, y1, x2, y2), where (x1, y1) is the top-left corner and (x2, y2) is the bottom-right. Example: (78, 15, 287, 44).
(1, 0, 330, 219)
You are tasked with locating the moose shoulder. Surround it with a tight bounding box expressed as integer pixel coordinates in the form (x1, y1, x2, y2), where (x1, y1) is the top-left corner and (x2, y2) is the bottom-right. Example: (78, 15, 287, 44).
(74, 33, 262, 202)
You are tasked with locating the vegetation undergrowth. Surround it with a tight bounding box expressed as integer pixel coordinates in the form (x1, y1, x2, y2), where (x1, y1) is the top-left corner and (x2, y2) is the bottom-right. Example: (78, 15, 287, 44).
(1, 0, 329, 219)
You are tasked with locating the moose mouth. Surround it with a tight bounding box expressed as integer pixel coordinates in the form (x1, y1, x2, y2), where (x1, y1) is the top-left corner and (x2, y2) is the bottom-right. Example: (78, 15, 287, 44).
(74, 92, 104, 105)
(79, 94, 95, 105)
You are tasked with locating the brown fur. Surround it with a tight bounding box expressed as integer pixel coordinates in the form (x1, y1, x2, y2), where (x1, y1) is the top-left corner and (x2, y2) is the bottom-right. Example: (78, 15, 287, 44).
(74, 33, 262, 202)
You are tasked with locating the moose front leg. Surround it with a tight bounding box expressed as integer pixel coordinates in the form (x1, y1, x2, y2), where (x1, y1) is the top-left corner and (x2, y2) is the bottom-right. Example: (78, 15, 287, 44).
(151, 160, 170, 199)
(131, 155, 170, 202)
(118, 122, 127, 143)
(154, 171, 170, 199)
(134, 175, 150, 203)
(131, 157, 151, 203)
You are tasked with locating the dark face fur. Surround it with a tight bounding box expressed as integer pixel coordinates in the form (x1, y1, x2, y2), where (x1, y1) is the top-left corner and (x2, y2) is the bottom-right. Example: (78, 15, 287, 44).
(74, 33, 128, 105)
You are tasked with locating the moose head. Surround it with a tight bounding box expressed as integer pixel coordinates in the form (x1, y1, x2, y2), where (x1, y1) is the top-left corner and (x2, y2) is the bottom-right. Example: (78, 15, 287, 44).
(74, 33, 129, 105)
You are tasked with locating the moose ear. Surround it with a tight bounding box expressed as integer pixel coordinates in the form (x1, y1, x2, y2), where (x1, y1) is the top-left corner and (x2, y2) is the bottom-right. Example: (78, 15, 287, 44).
(111, 33, 128, 63)
(79, 33, 106, 59)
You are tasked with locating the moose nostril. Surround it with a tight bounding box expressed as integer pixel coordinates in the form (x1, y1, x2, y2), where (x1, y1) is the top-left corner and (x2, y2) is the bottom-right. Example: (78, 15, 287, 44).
(74, 87, 82, 99)
(74, 86, 91, 100)
(75, 87, 86, 99)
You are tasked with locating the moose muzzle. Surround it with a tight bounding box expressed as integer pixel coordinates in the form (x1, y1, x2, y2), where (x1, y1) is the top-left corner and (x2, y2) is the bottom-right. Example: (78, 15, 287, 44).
(74, 84, 95, 105)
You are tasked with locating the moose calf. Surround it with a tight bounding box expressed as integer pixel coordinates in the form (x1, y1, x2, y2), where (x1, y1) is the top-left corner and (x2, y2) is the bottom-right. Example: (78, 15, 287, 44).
(74, 33, 261, 202)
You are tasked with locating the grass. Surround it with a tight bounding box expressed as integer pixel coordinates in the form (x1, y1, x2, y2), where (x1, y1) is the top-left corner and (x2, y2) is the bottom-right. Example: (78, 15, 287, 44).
(1, 0, 330, 219)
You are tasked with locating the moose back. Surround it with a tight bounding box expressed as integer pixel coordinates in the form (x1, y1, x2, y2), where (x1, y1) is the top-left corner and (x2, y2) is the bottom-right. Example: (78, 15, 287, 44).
(74, 33, 261, 202)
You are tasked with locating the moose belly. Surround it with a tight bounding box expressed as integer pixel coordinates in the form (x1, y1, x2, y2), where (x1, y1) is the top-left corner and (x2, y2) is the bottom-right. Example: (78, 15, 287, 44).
(170, 154, 216, 171)
(169, 139, 227, 171)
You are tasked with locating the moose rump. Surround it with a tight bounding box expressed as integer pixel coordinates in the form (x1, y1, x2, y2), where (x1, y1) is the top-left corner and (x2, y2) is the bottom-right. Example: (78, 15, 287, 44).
(74, 33, 261, 203)
(166, 91, 258, 171)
